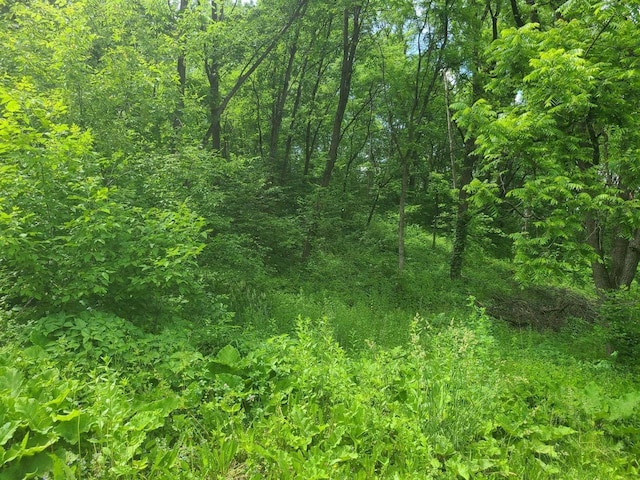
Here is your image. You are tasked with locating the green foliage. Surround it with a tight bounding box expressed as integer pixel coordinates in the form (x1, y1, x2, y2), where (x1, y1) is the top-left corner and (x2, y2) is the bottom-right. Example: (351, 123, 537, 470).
(465, 1, 640, 288)
(599, 289, 640, 363)
(2, 0, 640, 478)
(0, 342, 182, 479)
(0, 83, 205, 319)
(223, 311, 639, 479)
(2, 260, 640, 479)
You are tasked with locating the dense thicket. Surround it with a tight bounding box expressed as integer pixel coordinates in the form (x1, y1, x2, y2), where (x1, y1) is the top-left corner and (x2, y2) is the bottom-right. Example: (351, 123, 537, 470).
(1, 0, 640, 478)
(3, 0, 639, 295)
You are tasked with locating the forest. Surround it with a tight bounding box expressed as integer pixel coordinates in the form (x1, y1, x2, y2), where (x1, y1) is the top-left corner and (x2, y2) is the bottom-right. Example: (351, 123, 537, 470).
(1, 0, 640, 478)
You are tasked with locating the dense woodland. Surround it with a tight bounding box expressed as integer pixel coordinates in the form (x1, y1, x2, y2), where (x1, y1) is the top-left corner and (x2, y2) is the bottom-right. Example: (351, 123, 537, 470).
(1, 0, 640, 478)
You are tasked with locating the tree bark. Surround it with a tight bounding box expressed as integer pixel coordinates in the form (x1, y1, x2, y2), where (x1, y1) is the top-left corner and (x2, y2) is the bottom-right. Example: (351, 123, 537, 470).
(510, 0, 525, 28)
(281, 57, 306, 183)
(448, 2, 491, 280)
(443, 71, 456, 189)
(619, 229, 640, 288)
(320, 6, 362, 188)
(172, 0, 188, 134)
(584, 214, 614, 289)
(303, 18, 333, 177)
(268, 35, 299, 178)
(302, 5, 364, 260)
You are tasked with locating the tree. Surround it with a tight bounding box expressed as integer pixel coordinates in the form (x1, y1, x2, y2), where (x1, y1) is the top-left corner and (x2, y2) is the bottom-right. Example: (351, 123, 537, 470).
(468, 0, 640, 289)
(300, 0, 370, 260)
(448, 0, 501, 280)
(200, 0, 310, 153)
(374, 0, 451, 272)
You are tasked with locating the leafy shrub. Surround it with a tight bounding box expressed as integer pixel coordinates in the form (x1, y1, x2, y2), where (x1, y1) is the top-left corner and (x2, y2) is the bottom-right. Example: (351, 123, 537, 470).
(0, 342, 181, 479)
(26, 311, 216, 396)
(599, 289, 640, 363)
(0, 83, 205, 320)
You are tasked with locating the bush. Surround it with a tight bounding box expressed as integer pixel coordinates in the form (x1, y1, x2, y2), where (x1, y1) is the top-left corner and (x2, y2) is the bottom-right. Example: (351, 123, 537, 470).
(599, 289, 640, 363)
(0, 82, 205, 321)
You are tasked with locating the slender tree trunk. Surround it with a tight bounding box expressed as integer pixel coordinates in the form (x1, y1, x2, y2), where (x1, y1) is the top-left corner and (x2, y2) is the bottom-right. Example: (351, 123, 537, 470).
(173, 0, 188, 134)
(450, 137, 476, 280)
(303, 5, 363, 260)
(281, 61, 305, 182)
(443, 71, 456, 189)
(320, 6, 362, 187)
(510, 0, 525, 27)
(206, 65, 222, 152)
(202, 0, 309, 151)
(448, 4, 490, 280)
(366, 191, 379, 228)
(205, 0, 222, 152)
(398, 157, 409, 272)
(303, 19, 333, 177)
(268, 39, 298, 177)
(432, 192, 439, 249)
(251, 78, 265, 158)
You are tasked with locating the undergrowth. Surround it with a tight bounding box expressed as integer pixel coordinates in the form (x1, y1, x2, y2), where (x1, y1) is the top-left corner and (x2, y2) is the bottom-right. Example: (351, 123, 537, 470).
(2, 224, 640, 479)
(2, 303, 639, 479)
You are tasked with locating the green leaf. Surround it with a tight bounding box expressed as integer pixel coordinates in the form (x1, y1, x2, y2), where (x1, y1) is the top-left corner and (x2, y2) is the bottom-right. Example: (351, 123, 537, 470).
(2, 451, 53, 478)
(0, 368, 24, 398)
(14, 398, 53, 434)
(0, 422, 20, 447)
(215, 373, 244, 390)
(608, 391, 640, 421)
(136, 396, 181, 415)
(128, 410, 166, 432)
(53, 411, 93, 445)
(4, 100, 20, 113)
(531, 440, 558, 458)
(215, 345, 241, 366)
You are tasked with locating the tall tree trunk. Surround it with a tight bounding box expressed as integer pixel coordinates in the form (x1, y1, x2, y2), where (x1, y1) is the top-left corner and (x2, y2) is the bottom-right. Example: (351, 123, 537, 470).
(303, 19, 333, 177)
(432, 192, 439, 249)
(303, 5, 364, 260)
(205, 0, 222, 152)
(251, 78, 265, 158)
(268, 36, 298, 178)
(206, 62, 222, 152)
(320, 6, 362, 188)
(510, 0, 525, 27)
(366, 191, 379, 228)
(610, 233, 628, 286)
(173, 0, 188, 134)
(281, 65, 304, 182)
(618, 229, 640, 288)
(449, 3, 490, 280)
(450, 137, 476, 280)
(443, 71, 456, 189)
(584, 215, 613, 289)
(398, 157, 409, 272)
